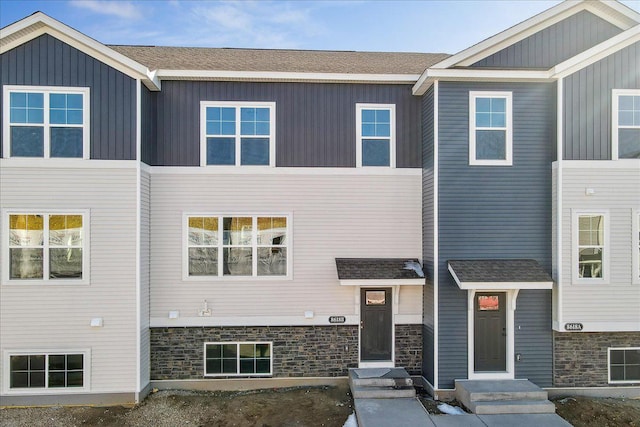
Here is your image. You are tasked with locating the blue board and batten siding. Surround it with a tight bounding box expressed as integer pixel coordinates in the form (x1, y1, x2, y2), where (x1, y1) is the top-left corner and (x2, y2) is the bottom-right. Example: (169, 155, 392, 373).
(150, 81, 421, 167)
(564, 41, 640, 160)
(472, 11, 621, 69)
(422, 86, 435, 386)
(0, 34, 137, 160)
(141, 86, 157, 165)
(435, 82, 555, 389)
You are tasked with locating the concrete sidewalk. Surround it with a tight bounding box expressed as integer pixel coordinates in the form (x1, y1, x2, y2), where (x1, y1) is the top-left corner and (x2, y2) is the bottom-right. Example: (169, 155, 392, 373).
(354, 398, 573, 427)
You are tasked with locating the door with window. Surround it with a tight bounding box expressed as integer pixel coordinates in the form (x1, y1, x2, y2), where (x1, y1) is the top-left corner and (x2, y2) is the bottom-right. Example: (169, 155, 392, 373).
(360, 288, 392, 362)
(474, 292, 506, 372)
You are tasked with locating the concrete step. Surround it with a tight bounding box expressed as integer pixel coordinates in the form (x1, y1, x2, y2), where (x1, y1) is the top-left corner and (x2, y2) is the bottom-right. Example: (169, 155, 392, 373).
(351, 376, 414, 388)
(470, 399, 557, 415)
(456, 380, 548, 405)
(351, 384, 416, 399)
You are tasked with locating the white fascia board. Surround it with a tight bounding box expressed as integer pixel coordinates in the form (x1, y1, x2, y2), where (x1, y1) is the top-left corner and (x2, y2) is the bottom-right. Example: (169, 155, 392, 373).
(0, 12, 160, 91)
(552, 25, 640, 78)
(338, 279, 425, 286)
(413, 69, 551, 95)
(156, 69, 421, 84)
(448, 264, 553, 290)
(151, 315, 359, 328)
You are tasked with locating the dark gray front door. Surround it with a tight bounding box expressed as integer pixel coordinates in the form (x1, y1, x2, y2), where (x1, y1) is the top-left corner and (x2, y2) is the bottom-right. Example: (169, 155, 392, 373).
(474, 292, 506, 372)
(360, 288, 392, 361)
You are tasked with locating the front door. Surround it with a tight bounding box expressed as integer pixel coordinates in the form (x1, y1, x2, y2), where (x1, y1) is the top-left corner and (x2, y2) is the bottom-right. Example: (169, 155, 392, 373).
(360, 288, 392, 362)
(474, 292, 506, 372)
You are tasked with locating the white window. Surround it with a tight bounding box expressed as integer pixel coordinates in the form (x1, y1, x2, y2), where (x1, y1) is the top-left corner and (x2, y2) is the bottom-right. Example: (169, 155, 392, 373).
(200, 102, 275, 166)
(573, 211, 609, 283)
(612, 89, 640, 160)
(356, 104, 396, 167)
(3, 212, 88, 284)
(204, 342, 272, 377)
(469, 91, 513, 166)
(3, 86, 90, 159)
(6, 351, 87, 391)
(609, 348, 640, 384)
(185, 215, 289, 278)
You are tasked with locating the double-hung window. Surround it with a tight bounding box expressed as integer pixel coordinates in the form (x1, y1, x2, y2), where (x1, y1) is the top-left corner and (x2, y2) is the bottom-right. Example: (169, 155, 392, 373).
(574, 211, 608, 283)
(8, 352, 86, 390)
(356, 104, 395, 167)
(201, 102, 275, 166)
(5, 212, 87, 283)
(3, 86, 89, 159)
(612, 90, 640, 159)
(186, 215, 289, 278)
(469, 91, 512, 165)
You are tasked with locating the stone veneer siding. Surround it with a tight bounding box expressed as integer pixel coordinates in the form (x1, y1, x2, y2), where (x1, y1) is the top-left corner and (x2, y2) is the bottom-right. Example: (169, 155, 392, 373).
(395, 324, 422, 375)
(554, 331, 640, 387)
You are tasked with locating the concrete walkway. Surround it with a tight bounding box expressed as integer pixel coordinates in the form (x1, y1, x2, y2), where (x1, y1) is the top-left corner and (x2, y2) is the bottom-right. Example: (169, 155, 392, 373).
(354, 398, 573, 427)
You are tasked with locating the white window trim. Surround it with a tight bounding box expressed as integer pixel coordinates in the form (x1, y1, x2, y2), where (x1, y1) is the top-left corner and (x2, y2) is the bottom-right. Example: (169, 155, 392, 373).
(633, 210, 640, 285)
(199, 101, 276, 167)
(3, 85, 90, 160)
(612, 89, 640, 161)
(355, 103, 396, 168)
(2, 210, 90, 285)
(572, 209, 610, 285)
(183, 213, 292, 281)
(3, 349, 90, 394)
(469, 91, 513, 166)
(608, 347, 640, 384)
(203, 341, 273, 377)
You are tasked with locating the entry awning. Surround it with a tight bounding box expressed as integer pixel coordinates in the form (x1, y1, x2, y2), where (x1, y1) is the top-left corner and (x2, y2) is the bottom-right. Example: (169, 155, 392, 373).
(335, 258, 425, 286)
(447, 259, 553, 290)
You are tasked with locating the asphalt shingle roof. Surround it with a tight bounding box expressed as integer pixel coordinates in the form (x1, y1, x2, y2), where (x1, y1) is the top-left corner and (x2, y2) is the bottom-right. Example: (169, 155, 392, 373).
(447, 259, 553, 283)
(335, 258, 424, 280)
(108, 45, 450, 74)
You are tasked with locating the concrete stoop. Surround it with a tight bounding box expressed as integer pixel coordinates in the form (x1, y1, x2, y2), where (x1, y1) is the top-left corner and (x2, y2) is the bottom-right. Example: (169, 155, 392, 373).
(455, 379, 556, 415)
(349, 368, 416, 399)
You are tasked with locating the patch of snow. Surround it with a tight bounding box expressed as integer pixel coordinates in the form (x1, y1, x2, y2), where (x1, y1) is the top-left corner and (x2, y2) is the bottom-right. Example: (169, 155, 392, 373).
(437, 403, 466, 415)
(343, 412, 358, 427)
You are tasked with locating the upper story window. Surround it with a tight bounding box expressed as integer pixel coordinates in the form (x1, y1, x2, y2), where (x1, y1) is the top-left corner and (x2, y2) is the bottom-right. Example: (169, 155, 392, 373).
(200, 102, 275, 166)
(574, 211, 608, 284)
(3, 86, 89, 159)
(469, 91, 512, 166)
(185, 215, 289, 279)
(356, 104, 396, 167)
(612, 90, 640, 159)
(4, 212, 88, 284)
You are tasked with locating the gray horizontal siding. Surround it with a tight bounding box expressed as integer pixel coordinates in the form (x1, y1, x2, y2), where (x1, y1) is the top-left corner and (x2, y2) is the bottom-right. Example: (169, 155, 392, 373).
(564, 41, 640, 160)
(437, 82, 555, 389)
(152, 81, 421, 167)
(514, 289, 552, 387)
(472, 11, 621, 69)
(0, 34, 137, 160)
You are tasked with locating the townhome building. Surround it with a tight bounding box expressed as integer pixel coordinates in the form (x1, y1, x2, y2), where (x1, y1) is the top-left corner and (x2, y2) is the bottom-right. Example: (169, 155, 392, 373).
(1, 0, 638, 406)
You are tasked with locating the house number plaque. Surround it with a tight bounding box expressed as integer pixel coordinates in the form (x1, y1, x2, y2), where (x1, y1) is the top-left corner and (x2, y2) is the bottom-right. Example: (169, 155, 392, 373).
(329, 316, 346, 324)
(564, 323, 583, 331)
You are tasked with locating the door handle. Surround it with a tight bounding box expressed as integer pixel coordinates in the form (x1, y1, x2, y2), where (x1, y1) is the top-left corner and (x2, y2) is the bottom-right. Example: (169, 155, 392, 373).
(360, 321, 364, 330)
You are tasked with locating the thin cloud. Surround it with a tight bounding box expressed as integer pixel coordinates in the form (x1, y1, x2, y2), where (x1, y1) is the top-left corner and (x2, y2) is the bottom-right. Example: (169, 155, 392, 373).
(69, 0, 142, 20)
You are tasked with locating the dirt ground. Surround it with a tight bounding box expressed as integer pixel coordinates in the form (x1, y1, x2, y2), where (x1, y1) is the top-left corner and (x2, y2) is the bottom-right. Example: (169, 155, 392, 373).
(2, 385, 640, 427)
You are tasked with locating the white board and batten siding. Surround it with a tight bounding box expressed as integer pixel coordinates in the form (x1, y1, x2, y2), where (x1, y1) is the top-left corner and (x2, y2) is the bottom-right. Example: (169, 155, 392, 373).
(150, 172, 423, 327)
(0, 165, 139, 394)
(559, 165, 640, 331)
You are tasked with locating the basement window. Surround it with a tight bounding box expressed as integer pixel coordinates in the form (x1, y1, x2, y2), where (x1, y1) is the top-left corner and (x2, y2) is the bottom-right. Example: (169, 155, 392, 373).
(609, 348, 640, 383)
(204, 342, 272, 377)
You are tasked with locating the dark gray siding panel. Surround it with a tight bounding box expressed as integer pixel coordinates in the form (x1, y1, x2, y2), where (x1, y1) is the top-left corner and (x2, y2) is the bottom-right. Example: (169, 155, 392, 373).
(0, 34, 137, 160)
(514, 290, 553, 387)
(437, 82, 555, 389)
(564, 41, 640, 160)
(472, 11, 621, 69)
(153, 81, 421, 167)
(141, 86, 157, 165)
(422, 86, 435, 385)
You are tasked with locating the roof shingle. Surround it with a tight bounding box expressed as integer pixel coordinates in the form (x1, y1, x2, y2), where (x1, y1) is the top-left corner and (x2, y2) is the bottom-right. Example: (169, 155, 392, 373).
(336, 258, 424, 280)
(447, 259, 553, 283)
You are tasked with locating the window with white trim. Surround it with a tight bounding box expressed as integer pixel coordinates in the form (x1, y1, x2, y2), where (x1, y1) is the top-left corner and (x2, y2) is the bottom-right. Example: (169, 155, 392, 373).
(200, 102, 275, 166)
(204, 342, 272, 376)
(5, 213, 87, 283)
(613, 89, 640, 159)
(575, 212, 607, 282)
(609, 348, 640, 383)
(3, 86, 89, 159)
(9, 353, 85, 389)
(356, 104, 395, 167)
(186, 215, 288, 278)
(469, 91, 512, 165)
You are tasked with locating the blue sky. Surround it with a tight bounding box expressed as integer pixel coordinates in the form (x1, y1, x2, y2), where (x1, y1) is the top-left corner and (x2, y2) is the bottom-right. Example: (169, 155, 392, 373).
(1, 1, 639, 54)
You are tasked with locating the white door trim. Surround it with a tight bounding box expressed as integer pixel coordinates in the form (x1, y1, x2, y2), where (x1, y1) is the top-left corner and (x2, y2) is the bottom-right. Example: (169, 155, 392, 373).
(357, 286, 396, 368)
(467, 289, 519, 380)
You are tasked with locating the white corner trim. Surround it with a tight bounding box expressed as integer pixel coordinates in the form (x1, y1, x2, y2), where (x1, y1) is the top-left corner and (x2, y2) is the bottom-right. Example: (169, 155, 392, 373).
(556, 77, 564, 329)
(433, 80, 440, 390)
(135, 78, 143, 395)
